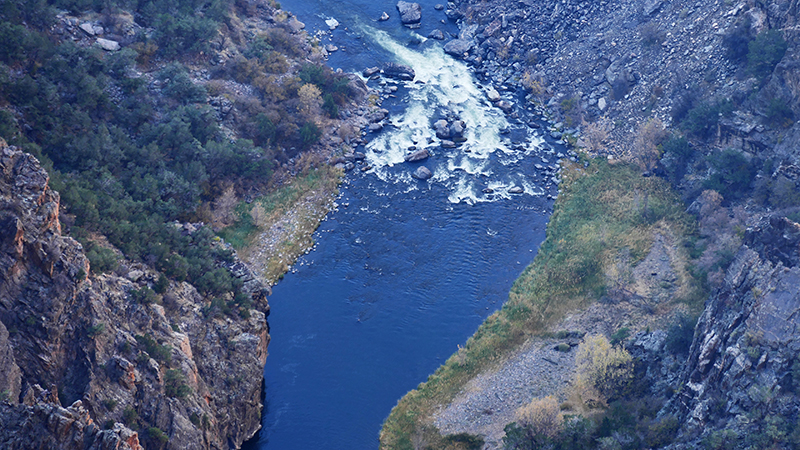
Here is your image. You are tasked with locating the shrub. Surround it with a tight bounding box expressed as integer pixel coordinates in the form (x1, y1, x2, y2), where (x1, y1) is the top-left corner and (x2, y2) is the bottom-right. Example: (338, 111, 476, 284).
(86, 245, 119, 273)
(130, 287, 160, 305)
(147, 426, 169, 447)
(703, 149, 755, 201)
(747, 29, 787, 82)
(765, 97, 794, 128)
(87, 323, 106, 338)
(299, 122, 321, 149)
(631, 118, 667, 172)
(659, 134, 693, 185)
(135, 334, 172, 363)
(575, 335, 634, 401)
(515, 396, 564, 440)
(680, 100, 732, 139)
(665, 314, 696, 355)
(723, 19, 752, 64)
(165, 369, 192, 398)
(609, 327, 630, 346)
(122, 406, 138, 426)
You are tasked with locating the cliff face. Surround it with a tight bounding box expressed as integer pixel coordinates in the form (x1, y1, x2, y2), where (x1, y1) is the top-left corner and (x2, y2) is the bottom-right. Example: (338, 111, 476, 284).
(666, 216, 800, 446)
(0, 140, 270, 449)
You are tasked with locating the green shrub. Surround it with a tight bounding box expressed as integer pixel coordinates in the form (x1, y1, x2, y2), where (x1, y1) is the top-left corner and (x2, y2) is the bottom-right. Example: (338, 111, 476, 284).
(102, 398, 118, 410)
(680, 100, 732, 139)
(723, 19, 752, 64)
(147, 426, 169, 446)
(165, 369, 192, 398)
(609, 327, 630, 346)
(299, 122, 322, 149)
(765, 97, 794, 128)
(135, 334, 172, 363)
(122, 406, 138, 426)
(87, 323, 106, 338)
(703, 149, 755, 201)
(747, 29, 787, 82)
(659, 134, 693, 185)
(86, 245, 119, 274)
(130, 287, 160, 305)
(665, 314, 696, 355)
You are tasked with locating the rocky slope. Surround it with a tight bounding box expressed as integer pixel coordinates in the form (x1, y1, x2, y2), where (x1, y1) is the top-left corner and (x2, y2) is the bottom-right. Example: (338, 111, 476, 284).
(440, 0, 800, 166)
(0, 139, 270, 449)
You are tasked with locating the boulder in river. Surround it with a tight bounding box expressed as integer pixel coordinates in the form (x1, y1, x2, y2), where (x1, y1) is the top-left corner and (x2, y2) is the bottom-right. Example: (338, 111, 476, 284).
(486, 87, 501, 102)
(383, 63, 416, 81)
(428, 29, 445, 40)
(363, 67, 380, 77)
(379, 11, 390, 21)
(496, 100, 513, 113)
(404, 148, 430, 162)
(396, 1, 422, 24)
(441, 140, 456, 148)
(412, 166, 433, 180)
(443, 39, 472, 57)
(508, 186, 524, 194)
(433, 119, 450, 139)
(450, 120, 466, 139)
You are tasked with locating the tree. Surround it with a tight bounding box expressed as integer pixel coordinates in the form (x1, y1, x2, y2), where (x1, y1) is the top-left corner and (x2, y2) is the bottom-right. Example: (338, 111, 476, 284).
(575, 335, 633, 402)
(298, 83, 322, 120)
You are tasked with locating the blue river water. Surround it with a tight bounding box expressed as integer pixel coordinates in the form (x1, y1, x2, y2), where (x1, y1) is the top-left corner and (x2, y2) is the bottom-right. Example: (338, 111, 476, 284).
(242, 2, 563, 448)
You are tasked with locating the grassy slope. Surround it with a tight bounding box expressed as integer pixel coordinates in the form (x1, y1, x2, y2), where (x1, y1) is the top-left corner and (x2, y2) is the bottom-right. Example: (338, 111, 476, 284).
(379, 158, 705, 450)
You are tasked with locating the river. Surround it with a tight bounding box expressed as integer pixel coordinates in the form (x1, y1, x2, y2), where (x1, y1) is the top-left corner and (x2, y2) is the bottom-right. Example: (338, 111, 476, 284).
(242, 2, 564, 448)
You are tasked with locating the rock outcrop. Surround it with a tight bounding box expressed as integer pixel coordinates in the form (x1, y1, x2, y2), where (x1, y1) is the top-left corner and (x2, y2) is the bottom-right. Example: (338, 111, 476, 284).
(667, 216, 800, 446)
(0, 140, 270, 449)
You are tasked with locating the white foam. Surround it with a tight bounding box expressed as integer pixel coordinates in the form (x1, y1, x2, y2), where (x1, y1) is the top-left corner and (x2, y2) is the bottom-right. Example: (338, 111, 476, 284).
(359, 25, 546, 204)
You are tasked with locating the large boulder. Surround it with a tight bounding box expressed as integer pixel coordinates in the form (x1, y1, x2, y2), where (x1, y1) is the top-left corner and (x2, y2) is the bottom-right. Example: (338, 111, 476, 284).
(434, 119, 450, 139)
(396, 1, 422, 24)
(383, 63, 416, 81)
(412, 166, 433, 180)
(443, 39, 472, 57)
(450, 120, 466, 139)
(404, 148, 430, 162)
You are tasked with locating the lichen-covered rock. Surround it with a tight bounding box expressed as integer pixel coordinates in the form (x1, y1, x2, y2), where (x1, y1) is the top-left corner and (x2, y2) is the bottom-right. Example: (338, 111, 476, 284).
(0, 140, 270, 449)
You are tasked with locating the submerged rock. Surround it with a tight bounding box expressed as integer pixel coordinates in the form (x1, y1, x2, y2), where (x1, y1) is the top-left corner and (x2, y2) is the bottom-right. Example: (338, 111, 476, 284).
(428, 29, 445, 40)
(413, 166, 433, 180)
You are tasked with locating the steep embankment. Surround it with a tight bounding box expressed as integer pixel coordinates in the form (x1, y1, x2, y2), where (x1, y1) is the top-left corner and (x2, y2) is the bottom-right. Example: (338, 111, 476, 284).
(0, 140, 270, 449)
